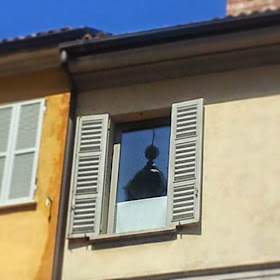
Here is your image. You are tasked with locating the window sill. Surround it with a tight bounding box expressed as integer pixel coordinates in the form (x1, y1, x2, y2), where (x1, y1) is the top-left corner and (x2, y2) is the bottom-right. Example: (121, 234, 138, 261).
(0, 201, 37, 213)
(89, 226, 177, 249)
(68, 227, 177, 250)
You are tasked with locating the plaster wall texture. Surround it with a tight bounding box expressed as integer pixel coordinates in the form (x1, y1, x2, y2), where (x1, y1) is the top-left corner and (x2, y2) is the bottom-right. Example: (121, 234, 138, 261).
(0, 68, 68, 104)
(227, 0, 280, 16)
(63, 64, 280, 280)
(0, 92, 70, 280)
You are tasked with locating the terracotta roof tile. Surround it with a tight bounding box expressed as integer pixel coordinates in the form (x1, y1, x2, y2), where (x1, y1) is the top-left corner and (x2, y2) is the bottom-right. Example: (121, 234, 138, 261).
(1, 7, 280, 50)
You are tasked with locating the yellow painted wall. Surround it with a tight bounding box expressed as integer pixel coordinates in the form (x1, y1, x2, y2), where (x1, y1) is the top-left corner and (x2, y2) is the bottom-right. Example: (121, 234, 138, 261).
(0, 92, 70, 280)
(0, 68, 68, 104)
(63, 64, 280, 279)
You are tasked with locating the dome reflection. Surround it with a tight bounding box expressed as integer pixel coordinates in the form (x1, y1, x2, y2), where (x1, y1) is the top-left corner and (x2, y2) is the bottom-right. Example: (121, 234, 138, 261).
(124, 144, 167, 201)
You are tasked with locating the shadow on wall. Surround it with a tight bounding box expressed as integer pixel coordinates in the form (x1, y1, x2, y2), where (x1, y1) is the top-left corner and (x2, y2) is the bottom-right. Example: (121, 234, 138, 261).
(77, 64, 280, 118)
(0, 203, 37, 215)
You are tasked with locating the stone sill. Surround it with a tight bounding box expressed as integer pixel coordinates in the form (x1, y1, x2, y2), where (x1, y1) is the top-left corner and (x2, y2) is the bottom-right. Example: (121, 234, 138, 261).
(89, 227, 177, 249)
(68, 227, 177, 250)
(0, 201, 37, 213)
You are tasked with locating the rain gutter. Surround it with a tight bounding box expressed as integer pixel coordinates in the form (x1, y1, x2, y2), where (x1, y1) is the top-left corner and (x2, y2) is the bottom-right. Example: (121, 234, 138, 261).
(51, 50, 77, 280)
(60, 10, 280, 57)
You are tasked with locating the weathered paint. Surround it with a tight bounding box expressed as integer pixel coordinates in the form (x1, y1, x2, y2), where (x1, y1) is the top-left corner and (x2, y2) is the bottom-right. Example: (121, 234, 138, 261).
(63, 64, 280, 279)
(0, 68, 68, 104)
(0, 93, 70, 280)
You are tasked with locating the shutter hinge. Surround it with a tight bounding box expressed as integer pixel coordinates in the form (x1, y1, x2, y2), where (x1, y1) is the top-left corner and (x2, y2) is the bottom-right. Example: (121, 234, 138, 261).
(43, 99, 47, 112)
(177, 222, 183, 230)
(32, 178, 38, 199)
(34, 177, 38, 189)
(195, 188, 199, 198)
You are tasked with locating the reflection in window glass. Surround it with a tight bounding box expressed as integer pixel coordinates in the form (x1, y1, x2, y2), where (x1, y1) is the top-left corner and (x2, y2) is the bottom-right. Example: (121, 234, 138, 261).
(116, 126, 170, 203)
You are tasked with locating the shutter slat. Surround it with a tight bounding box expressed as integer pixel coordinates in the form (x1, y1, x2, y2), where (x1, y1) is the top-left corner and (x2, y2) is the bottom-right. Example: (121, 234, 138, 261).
(73, 224, 94, 229)
(80, 137, 102, 143)
(177, 107, 197, 115)
(16, 103, 41, 150)
(174, 189, 194, 196)
(175, 149, 196, 156)
(0, 107, 12, 153)
(167, 99, 203, 226)
(174, 161, 195, 169)
(69, 114, 110, 238)
(175, 161, 195, 168)
(75, 208, 96, 213)
(173, 193, 194, 201)
(0, 107, 12, 202)
(77, 171, 98, 176)
(176, 115, 197, 122)
(77, 175, 98, 180)
(176, 130, 197, 138)
(0, 157, 5, 196)
(74, 217, 95, 223)
(173, 204, 194, 213)
(175, 142, 196, 151)
(9, 152, 35, 199)
(74, 213, 95, 218)
(78, 166, 99, 171)
(172, 211, 194, 221)
(177, 124, 197, 131)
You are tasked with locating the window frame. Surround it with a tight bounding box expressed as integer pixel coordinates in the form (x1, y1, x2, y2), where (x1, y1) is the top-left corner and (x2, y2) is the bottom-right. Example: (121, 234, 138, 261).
(0, 99, 45, 206)
(106, 117, 171, 234)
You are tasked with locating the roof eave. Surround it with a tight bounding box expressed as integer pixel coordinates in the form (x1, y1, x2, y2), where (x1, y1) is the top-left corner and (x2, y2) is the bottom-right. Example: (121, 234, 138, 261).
(0, 27, 101, 55)
(60, 10, 280, 57)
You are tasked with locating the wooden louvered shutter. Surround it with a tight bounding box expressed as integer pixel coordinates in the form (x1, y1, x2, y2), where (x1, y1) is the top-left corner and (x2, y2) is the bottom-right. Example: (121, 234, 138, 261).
(8, 100, 45, 202)
(167, 99, 203, 226)
(69, 114, 110, 238)
(0, 100, 45, 205)
(0, 105, 13, 204)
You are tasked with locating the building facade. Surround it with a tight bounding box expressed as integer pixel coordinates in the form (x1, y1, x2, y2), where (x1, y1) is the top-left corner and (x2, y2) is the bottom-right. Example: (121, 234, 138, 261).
(0, 28, 100, 280)
(1, 1, 280, 280)
(57, 5, 280, 280)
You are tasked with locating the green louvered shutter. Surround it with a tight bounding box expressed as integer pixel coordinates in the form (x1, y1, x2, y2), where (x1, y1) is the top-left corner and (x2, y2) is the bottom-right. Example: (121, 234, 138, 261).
(68, 114, 110, 238)
(167, 99, 203, 226)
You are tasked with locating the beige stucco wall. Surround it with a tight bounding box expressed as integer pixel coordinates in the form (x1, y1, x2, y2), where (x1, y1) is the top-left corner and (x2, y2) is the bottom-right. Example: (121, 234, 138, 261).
(0, 90, 70, 280)
(63, 64, 280, 280)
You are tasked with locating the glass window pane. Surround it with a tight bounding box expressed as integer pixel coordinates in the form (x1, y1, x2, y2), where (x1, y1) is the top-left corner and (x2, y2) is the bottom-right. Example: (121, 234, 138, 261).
(116, 126, 170, 202)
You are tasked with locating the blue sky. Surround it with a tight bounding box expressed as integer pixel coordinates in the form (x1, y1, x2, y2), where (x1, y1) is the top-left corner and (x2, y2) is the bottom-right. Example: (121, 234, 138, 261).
(0, 0, 225, 39)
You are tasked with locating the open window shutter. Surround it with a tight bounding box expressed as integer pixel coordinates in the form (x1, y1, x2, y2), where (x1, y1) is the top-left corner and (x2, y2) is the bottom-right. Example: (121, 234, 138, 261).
(69, 114, 110, 238)
(8, 100, 45, 202)
(0, 106, 13, 203)
(167, 98, 203, 226)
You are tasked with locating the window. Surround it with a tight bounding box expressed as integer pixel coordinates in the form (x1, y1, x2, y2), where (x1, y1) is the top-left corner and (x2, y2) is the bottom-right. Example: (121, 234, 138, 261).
(111, 124, 170, 234)
(0, 99, 45, 206)
(68, 99, 203, 238)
